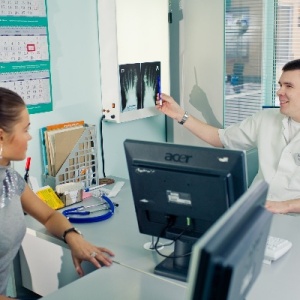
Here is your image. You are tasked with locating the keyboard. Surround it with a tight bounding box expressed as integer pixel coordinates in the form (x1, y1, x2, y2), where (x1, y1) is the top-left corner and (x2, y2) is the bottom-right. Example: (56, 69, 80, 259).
(264, 235, 292, 263)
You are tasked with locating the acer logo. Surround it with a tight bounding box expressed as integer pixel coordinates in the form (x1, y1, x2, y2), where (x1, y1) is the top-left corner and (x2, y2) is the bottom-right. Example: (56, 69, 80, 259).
(165, 152, 192, 163)
(218, 157, 229, 163)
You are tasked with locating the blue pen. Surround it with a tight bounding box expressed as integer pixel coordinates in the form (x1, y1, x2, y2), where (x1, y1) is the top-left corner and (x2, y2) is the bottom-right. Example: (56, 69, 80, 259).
(262, 106, 280, 109)
(85, 184, 106, 192)
(157, 76, 162, 105)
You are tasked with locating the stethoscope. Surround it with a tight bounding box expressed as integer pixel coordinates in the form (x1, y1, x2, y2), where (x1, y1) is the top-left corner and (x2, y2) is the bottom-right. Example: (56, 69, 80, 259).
(62, 195, 118, 223)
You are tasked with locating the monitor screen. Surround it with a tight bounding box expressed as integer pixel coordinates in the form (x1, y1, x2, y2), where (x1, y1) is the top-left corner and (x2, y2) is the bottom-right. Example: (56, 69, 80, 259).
(124, 139, 248, 281)
(186, 180, 272, 300)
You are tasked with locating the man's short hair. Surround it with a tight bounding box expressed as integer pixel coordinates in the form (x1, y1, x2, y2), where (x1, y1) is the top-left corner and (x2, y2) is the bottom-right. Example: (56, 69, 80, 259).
(282, 59, 300, 72)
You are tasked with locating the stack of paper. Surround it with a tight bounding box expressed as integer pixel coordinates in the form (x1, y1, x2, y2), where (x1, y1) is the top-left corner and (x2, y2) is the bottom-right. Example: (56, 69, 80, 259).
(40, 121, 85, 176)
(56, 182, 83, 206)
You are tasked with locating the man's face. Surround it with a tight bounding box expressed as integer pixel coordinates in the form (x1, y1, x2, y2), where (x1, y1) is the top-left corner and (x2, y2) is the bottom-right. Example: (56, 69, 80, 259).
(277, 69, 300, 122)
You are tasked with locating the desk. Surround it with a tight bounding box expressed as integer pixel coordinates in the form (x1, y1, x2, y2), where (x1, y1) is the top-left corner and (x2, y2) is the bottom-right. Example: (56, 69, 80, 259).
(20, 179, 300, 299)
(40, 263, 186, 300)
(20, 178, 175, 296)
(248, 213, 300, 300)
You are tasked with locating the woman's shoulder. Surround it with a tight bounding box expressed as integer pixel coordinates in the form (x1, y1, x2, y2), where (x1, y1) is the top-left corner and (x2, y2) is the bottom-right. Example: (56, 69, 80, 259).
(6, 167, 26, 194)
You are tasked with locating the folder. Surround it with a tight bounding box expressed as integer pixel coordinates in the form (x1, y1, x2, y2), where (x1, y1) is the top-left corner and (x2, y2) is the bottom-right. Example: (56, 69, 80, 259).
(53, 127, 85, 175)
(40, 120, 85, 176)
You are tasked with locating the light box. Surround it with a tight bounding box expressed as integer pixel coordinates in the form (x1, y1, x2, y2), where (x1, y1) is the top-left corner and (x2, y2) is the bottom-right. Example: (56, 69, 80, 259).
(97, 0, 170, 123)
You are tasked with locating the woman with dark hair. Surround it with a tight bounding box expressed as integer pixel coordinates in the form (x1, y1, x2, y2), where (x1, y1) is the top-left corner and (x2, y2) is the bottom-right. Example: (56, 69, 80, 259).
(0, 87, 114, 300)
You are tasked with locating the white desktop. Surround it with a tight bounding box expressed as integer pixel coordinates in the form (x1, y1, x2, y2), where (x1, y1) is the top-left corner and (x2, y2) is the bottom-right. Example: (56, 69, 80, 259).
(16, 177, 299, 300)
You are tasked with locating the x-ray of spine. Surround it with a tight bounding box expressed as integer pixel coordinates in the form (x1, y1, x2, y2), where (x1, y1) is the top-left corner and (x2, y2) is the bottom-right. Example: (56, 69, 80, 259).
(119, 61, 161, 112)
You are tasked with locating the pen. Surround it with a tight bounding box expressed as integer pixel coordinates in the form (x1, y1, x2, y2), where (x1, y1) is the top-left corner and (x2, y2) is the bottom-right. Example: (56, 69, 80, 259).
(84, 184, 107, 192)
(24, 157, 31, 183)
(262, 106, 280, 109)
(157, 76, 162, 106)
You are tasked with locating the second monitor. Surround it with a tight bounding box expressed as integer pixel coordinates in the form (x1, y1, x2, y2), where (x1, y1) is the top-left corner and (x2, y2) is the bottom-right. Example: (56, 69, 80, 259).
(124, 139, 248, 281)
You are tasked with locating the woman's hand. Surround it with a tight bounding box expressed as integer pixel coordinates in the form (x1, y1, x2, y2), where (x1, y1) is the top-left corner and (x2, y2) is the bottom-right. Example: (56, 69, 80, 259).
(65, 232, 114, 277)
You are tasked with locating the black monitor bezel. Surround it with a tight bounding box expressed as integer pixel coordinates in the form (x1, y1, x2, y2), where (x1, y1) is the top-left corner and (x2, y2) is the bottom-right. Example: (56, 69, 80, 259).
(186, 180, 272, 300)
(124, 139, 249, 282)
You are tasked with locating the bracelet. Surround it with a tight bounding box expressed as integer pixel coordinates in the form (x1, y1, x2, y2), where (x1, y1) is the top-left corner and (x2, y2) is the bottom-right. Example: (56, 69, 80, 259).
(178, 111, 189, 125)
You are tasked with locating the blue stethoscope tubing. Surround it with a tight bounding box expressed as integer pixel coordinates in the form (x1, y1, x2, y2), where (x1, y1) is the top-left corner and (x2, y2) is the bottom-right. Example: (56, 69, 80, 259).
(62, 195, 115, 223)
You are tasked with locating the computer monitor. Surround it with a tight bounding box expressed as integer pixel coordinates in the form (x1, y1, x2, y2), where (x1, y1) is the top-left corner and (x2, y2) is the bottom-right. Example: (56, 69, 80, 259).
(186, 180, 272, 300)
(124, 139, 248, 282)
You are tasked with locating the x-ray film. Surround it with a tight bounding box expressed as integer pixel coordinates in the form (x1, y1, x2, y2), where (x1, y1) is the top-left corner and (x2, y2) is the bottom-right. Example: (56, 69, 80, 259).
(141, 61, 161, 108)
(119, 63, 141, 112)
(119, 61, 161, 112)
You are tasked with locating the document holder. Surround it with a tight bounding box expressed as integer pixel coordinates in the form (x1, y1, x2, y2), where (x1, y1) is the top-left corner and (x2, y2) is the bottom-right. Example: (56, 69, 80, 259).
(42, 125, 99, 189)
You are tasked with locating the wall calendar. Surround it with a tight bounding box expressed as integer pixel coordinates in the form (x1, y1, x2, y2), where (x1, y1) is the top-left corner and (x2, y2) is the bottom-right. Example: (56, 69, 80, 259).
(0, 0, 52, 114)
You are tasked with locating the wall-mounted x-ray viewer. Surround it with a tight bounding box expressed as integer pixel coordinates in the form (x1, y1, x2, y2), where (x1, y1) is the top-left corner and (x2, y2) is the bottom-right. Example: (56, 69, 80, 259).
(97, 0, 170, 123)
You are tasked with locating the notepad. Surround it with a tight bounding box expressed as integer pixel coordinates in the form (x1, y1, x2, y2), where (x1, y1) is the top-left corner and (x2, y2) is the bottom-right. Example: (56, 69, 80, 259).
(36, 186, 64, 210)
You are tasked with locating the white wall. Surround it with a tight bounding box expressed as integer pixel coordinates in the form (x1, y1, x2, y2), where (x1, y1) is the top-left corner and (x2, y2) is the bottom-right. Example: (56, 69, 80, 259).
(13, 0, 166, 183)
(170, 0, 225, 147)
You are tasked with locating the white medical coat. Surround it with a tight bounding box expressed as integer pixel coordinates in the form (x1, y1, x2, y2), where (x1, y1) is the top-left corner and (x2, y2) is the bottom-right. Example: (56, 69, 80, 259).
(218, 108, 300, 201)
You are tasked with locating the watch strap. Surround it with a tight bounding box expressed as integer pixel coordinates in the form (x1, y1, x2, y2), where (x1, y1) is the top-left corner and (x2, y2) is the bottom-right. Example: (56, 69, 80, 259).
(178, 111, 189, 125)
(62, 227, 81, 243)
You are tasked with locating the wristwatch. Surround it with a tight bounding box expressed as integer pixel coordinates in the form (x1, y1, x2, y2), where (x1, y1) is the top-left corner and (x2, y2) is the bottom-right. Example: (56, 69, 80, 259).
(62, 227, 82, 243)
(178, 111, 189, 125)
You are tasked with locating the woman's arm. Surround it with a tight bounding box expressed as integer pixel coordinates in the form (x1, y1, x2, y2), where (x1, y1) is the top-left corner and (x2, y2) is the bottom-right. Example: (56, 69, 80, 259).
(21, 185, 114, 276)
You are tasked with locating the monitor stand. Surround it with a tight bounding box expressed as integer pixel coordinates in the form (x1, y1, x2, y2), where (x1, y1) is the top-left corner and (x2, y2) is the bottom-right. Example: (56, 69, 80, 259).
(154, 238, 193, 282)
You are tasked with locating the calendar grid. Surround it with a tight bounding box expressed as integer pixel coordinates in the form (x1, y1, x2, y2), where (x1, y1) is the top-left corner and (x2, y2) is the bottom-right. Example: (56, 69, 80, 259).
(0, 71, 50, 105)
(0, 0, 46, 17)
(0, 0, 52, 114)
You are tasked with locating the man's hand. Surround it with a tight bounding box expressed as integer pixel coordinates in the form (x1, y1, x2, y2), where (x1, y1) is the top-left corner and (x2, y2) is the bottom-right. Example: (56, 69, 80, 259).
(265, 199, 300, 214)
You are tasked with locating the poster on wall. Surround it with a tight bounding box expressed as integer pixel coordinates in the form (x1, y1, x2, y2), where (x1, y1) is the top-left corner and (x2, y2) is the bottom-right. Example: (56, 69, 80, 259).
(0, 0, 53, 114)
(119, 61, 160, 113)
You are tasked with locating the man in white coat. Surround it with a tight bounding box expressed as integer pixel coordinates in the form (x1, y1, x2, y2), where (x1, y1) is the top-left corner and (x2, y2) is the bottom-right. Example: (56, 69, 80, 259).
(157, 59, 300, 214)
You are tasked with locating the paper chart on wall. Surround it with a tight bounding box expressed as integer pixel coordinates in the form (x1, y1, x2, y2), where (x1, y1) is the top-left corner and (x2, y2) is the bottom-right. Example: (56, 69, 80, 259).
(0, 0, 53, 114)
